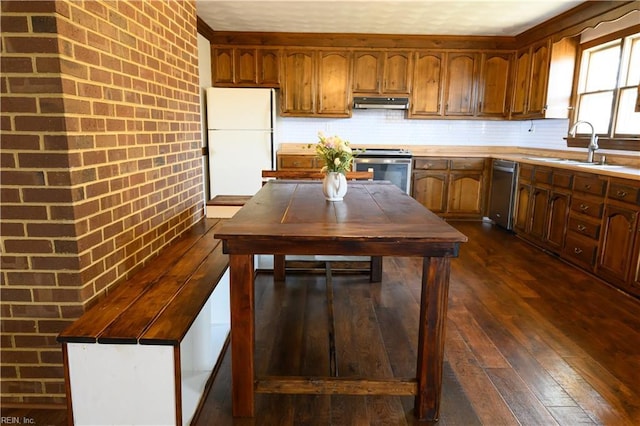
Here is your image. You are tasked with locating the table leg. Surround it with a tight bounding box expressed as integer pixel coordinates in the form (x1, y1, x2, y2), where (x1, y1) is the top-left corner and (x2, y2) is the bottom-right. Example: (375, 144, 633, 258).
(230, 254, 255, 417)
(415, 256, 451, 421)
(273, 254, 285, 281)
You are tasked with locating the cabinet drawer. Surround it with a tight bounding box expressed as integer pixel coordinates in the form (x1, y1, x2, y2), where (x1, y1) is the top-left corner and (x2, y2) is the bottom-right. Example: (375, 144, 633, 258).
(519, 164, 534, 183)
(552, 170, 573, 189)
(450, 158, 484, 171)
(279, 155, 316, 169)
(573, 174, 607, 196)
(570, 197, 604, 219)
(414, 158, 449, 170)
(608, 180, 640, 205)
(533, 167, 552, 185)
(567, 214, 600, 239)
(563, 233, 598, 268)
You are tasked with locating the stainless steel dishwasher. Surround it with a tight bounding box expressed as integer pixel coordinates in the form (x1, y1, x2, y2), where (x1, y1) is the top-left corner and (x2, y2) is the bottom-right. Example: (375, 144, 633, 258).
(488, 159, 518, 230)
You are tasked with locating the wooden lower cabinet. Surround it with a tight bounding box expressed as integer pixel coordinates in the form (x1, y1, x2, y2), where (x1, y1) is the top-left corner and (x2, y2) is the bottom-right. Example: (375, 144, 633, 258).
(596, 178, 640, 295)
(412, 171, 448, 214)
(545, 191, 570, 251)
(411, 157, 486, 219)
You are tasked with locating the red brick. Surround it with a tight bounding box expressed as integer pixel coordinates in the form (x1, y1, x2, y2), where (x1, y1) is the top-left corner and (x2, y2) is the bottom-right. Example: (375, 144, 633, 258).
(0, 170, 45, 185)
(1, 365, 18, 379)
(27, 222, 79, 238)
(40, 349, 63, 364)
(0, 96, 38, 113)
(0, 319, 37, 333)
(22, 187, 82, 203)
(3, 36, 59, 54)
(14, 115, 67, 132)
(1, 1, 57, 13)
(5, 272, 56, 287)
(11, 304, 59, 319)
(0, 380, 43, 394)
(0, 15, 29, 32)
(8, 76, 63, 94)
(32, 287, 80, 303)
(31, 15, 57, 33)
(0, 205, 48, 220)
(4, 240, 53, 254)
(56, 272, 83, 288)
(19, 365, 63, 379)
(0, 287, 32, 301)
(0, 222, 25, 237)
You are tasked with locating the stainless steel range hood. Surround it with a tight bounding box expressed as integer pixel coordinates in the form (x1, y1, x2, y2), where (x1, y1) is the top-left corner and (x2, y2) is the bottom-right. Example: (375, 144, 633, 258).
(353, 96, 409, 110)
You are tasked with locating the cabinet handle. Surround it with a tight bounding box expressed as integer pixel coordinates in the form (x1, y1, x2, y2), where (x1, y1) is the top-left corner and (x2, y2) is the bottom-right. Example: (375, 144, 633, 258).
(584, 184, 592, 190)
(617, 190, 628, 197)
(577, 224, 586, 231)
(579, 204, 589, 212)
(574, 247, 583, 255)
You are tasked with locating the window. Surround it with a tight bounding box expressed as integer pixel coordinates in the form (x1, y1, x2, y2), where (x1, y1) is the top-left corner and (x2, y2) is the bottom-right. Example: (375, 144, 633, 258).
(573, 27, 640, 141)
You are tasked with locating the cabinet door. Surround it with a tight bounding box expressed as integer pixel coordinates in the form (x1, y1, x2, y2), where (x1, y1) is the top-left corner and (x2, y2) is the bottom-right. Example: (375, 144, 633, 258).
(317, 51, 352, 116)
(447, 172, 483, 216)
(444, 52, 478, 116)
(529, 186, 550, 241)
(212, 47, 234, 85)
(353, 51, 382, 93)
(235, 48, 258, 85)
(410, 51, 444, 117)
(527, 40, 551, 117)
(477, 52, 512, 118)
(258, 49, 280, 86)
(545, 191, 570, 252)
(281, 50, 315, 115)
(383, 51, 411, 94)
(511, 47, 531, 118)
(412, 171, 447, 214)
(514, 183, 532, 233)
(597, 204, 638, 286)
(629, 233, 640, 295)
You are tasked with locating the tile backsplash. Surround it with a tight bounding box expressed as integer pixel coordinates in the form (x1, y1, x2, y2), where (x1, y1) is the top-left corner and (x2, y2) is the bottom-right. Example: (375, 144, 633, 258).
(275, 109, 571, 150)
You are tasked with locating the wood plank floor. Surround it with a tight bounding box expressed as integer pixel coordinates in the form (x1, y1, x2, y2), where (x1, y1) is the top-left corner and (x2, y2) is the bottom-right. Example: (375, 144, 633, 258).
(194, 221, 640, 425)
(3, 221, 639, 425)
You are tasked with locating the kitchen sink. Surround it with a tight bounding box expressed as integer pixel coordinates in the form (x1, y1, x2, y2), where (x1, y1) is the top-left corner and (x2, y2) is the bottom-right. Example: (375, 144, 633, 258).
(524, 157, 625, 169)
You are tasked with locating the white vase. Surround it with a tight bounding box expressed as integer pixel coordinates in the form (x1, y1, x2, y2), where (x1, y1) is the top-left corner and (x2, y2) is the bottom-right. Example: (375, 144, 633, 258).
(322, 172, 348, 201)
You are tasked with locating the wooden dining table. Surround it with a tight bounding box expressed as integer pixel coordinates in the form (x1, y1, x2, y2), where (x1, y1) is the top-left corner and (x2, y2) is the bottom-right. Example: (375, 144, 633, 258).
(214, 180, 467, 421)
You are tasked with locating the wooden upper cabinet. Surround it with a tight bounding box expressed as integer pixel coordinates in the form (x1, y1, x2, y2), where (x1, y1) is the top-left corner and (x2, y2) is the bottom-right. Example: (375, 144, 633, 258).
(510, 36, 578, 119)
(444, 52, 478, 116)
(410, 51, 444, 117)
(353, 50, 411, 95)
(281, 49, 315, 115)
(383, 51, 412, 94)
(317, 50, 352, 116)
(477, 52, 512, 118)
(212, 47, 280, 87)
(212, 47, 234, 85)
(353, 51, 383, 93)
(257, 49, 280, 86)
(281, 49, 351, 117)
(511, 47, 531, 117)
(528, 40, 551, 116)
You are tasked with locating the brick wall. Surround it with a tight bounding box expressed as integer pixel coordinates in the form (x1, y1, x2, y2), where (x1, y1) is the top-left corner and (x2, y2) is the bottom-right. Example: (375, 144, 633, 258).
(1, 0, 203, 405)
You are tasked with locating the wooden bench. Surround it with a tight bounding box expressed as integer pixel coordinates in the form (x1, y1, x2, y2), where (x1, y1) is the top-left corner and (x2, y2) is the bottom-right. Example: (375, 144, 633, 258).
(261, 170, 382, 282)
(206, 194, 252, 218)
(57, 218, 230, 426)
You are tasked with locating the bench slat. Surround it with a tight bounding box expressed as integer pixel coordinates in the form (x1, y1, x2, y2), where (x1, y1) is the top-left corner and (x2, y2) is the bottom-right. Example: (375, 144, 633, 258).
(57, 219, 221, 343)
(97, 221, 226, 344)
(140, 242, 229, 345)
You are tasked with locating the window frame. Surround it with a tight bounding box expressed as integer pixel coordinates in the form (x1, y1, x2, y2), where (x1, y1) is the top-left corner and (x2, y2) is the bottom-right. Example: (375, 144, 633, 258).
(568, 24, 640, 151)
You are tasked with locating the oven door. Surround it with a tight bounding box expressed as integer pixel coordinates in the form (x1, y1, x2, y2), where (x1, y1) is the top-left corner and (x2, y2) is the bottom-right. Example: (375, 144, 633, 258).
(353, 158, 412, 194)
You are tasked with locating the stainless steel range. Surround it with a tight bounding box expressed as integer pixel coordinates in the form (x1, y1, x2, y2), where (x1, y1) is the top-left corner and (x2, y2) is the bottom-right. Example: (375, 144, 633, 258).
(353, 148, 412, 194)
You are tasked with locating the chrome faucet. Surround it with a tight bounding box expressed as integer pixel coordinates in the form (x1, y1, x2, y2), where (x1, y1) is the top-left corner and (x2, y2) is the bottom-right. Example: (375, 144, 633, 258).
(569, 120, 599, 163)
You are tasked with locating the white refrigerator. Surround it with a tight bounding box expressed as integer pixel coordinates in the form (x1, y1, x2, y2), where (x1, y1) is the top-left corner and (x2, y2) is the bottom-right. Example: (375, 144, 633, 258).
(206, 87, 275, 198)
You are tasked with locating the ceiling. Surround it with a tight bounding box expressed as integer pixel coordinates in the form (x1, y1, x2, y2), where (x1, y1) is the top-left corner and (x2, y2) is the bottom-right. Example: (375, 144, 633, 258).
(196, 0, 585, 37)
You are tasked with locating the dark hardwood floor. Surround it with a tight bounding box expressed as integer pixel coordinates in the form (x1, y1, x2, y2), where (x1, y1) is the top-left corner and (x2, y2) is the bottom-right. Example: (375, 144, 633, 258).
(4, 221, 639, 425)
